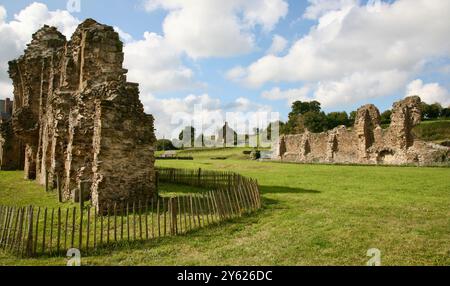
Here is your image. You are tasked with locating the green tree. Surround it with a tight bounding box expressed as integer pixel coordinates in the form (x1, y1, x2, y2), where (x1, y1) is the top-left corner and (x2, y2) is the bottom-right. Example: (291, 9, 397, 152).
(286, 100, 322, 134)
(421, 102, 442, 120)
(348, 111, 357, 126)
(441, 107, 450, 118)
(156, 139, 177, 151)
(303, 111, 328, 132)
(289, 100, 321, 117)
(380, 110, 392, 125)
(326, 112, 349, 129)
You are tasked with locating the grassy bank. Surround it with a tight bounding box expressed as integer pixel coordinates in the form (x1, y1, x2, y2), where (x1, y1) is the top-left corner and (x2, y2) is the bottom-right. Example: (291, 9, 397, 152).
(413, 119, 450, 143)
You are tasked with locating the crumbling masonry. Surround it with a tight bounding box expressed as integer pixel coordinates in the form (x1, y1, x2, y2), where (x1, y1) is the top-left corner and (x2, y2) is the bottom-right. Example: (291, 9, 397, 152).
(272, 96, 450, 165)
(7, 19, 156, 211)
(0, 98, 24, 170)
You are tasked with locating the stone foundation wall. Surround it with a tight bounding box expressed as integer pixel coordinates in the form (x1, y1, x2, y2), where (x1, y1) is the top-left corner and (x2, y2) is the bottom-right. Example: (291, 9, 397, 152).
(273, 96, 450, 166)
(8, 19, 156, 212)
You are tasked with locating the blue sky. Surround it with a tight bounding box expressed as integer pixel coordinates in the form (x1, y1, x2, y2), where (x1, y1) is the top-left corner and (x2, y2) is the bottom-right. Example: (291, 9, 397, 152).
(0, 0, 449, 138)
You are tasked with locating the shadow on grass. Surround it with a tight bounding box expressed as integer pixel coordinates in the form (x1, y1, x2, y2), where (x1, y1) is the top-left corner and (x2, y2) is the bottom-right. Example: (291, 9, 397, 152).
(260, 185, 321, 194)
(26, 208, 272, 259)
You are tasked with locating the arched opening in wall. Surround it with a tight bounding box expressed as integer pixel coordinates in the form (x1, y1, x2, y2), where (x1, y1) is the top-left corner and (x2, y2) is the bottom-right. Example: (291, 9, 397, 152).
(363, 111, 375, 149)
(331, 136, 338, 158)
(377, 149, 395, 164)
(279, 137, 286, 158)
(303, 140, 311, 156)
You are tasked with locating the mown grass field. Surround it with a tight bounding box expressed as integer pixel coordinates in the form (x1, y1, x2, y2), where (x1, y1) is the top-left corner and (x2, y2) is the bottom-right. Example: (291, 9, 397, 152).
(0, 147, 449, 265)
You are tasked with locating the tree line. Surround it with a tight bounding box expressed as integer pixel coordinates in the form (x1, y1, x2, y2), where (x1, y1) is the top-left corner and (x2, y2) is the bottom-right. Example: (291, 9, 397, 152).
(156, 99, 450, 148)
(279, 100, 450, 134)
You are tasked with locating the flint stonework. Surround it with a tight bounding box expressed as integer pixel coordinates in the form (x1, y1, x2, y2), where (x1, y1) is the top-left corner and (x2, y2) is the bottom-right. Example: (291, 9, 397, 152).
(273, 96, 450, 166)
(8, 19, 156, 212)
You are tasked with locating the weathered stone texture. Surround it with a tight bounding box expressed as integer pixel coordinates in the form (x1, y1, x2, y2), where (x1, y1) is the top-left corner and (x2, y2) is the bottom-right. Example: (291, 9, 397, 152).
(8, 19, 156, 211)
(0, 98, 24, 170)
(273, 96, 450, 166)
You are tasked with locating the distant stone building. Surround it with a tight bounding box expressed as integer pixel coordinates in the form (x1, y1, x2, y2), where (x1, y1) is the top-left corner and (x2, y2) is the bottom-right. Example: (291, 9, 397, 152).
(0, 98, 24, 170)
(8, 19, 156, 211)
(272, 96, 450, 166)
(216, 122, 237, 147)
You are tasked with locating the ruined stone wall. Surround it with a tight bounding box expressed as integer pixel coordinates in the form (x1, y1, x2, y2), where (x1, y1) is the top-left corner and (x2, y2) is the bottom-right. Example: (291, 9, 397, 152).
(0, 99, 24, 170)
(8, 19, 156, 212)
(273, 96, 450, 166)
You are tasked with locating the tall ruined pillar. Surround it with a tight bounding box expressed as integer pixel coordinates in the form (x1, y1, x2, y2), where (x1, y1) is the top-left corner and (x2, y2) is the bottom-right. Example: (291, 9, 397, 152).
(9, 19, 157, 212)
(388, 96, 422, 150)
(354, 104, 381, 162)
(8, 26, 66, 180)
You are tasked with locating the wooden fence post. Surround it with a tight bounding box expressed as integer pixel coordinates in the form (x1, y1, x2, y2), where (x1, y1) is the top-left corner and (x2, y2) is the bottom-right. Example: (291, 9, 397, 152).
(157, 198, 161, 238)
(33, 207, 40, 255)
(49, 208, 54, 254)
(126, 202, 130, 241)
(120, 203, 124, 241)
(195, 195, 202, 227)
(177, 197, 181, 234)
(93, 207, 97, 249)
(189, 195, 194, 229)
(0, 206, 9, 246)
(5, 207, 15, 251)
(138, 200, 143, 240)
(114, 203, 117, 242)
(71, 207, 76, 248)
(64, 208, 69, 250)
(42, 208, 47, 253)
(145, 200, 149, 240)
(86, 207, 90, 254)
(57, 207, 61, 254)
(203, 194, 210, 225)
(15, 207, 24, 255)
(168, 198, 173, 236)
(163, 198, 167, 236)
(25, 206, 34, 257)
(107, 206, 110, 244)
(133, 201, 136, 240)
(231, 185, 242, 216)
(15, 207, 25, 255)
(225, 189, 235, 218)
(79, 205, 84, 250)
(151, 198, 155, 238)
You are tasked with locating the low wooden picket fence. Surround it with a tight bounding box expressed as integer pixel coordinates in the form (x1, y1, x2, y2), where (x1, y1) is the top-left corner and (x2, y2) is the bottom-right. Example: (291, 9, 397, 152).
(0, 168, 261, 257)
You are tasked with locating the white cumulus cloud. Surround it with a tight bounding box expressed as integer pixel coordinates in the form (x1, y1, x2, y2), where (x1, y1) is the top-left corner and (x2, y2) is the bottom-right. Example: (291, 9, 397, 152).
(261, 86, 311, 106)
(405, 79, 450, 106)
(142, 93, 271, 138)
(123, 31, 199, 95)
(144, 0, 288, 58)
(303, 0, 358, 20)
(0, 2, 80, 99)
(266, 34, 288, 55)
(228, 0, 450, 108)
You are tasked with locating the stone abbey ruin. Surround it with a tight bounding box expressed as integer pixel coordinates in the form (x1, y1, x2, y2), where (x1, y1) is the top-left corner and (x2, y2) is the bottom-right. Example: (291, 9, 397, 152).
(272, 96, 449, 165)
(0, 19, 449, 214)
(1, 19, 156, 211)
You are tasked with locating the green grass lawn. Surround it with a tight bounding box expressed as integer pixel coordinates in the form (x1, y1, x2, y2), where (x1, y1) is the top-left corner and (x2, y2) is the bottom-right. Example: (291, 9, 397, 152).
(1, 148, 449, 265)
